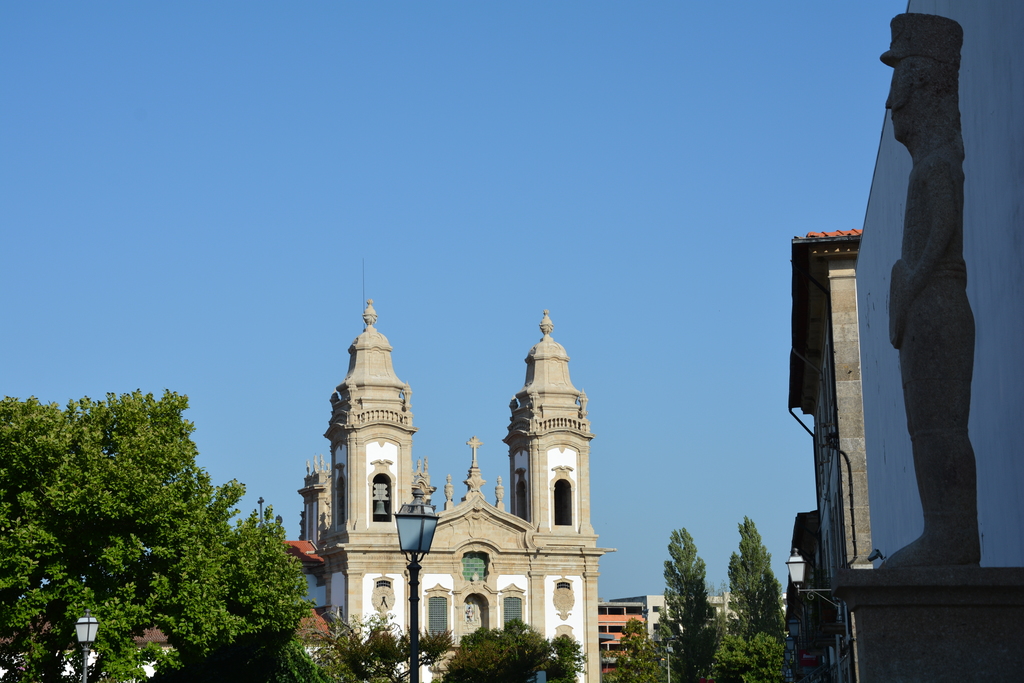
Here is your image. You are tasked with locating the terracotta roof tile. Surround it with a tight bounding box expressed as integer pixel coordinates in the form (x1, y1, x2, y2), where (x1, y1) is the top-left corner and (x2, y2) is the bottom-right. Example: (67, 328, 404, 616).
(285, 539, 325, 565)
(801, 229, 863, 238)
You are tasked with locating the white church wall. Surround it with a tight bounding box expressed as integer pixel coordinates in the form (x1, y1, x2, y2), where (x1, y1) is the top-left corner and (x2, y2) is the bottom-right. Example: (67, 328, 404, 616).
(857, 0, 1024, 565)
(362, 573, 405, 622)
(330, 572, 347, 618)
(543, 575, 584, 641)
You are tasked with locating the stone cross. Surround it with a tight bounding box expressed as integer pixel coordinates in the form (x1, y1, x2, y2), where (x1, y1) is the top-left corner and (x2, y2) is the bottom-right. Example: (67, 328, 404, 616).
(467, 436, 483, 467)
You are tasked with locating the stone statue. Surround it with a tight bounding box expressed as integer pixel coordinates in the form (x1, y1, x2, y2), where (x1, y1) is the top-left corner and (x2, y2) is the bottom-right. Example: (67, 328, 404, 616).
(881, 13, 979, 567)
(444, 474, 454, 511)
(495, 475, 505, 511)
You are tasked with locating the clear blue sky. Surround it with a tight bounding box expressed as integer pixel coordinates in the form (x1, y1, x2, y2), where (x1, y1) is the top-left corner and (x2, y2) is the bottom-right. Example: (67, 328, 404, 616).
(1, 2, 904, 598)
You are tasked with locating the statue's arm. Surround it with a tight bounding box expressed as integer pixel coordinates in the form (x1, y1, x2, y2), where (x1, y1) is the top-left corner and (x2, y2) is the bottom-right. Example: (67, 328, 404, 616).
(890, 159, 961, 348)
(906, 159, 961, 298)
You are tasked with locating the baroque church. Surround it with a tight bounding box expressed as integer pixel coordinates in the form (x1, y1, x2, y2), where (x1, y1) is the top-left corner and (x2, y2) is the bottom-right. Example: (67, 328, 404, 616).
(293, 301, 609, 681)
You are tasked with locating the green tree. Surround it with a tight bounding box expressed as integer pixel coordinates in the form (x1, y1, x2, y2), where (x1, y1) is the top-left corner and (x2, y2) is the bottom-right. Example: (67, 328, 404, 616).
(713, 633, 784, 683)
(0, 392, 312, 682)
(152, 631, 330, 683)
(660, 528, 718, 683)
(727, 517, 784, 642)
(303, 614, 453, 683)
(546, 634, 586, 683)
(605, 618, 660, 683)
(441, 620, 582, 683)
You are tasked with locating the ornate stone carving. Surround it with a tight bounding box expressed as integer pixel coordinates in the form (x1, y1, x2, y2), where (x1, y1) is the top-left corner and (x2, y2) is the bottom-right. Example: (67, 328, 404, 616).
(462, 436, 487, 501)
(444, 474, 454, 511)
(881, 13, 979, 568)
(371, 577, 395, 615)
(554, 625, 575, 640)
(553, 579, 574, 620)
(495, 476, 505, 511)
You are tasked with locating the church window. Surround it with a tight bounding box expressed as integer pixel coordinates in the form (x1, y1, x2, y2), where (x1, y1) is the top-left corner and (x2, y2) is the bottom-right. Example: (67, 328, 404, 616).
(556, 581, 571, 590)
(376, 579, 392, 589)
(462, 552, 488, 581)
(372, 474, 392, 522)
(503, 596, 523, 624)
(515, 480, 528, 521)
(336, 475, 346, 527)
(428, 597, 448, 634)
(553, 479, 572, 526)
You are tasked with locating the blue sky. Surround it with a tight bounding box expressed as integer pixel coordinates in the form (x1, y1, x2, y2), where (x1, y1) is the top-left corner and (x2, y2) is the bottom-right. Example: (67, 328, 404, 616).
(2, 2, 904, 598)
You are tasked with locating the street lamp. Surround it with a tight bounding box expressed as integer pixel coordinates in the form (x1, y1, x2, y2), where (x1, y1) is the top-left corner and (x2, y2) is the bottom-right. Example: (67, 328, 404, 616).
(75, 609, 99, 683)
(786, 549, 838, 606)
(395, 488, 439, 683)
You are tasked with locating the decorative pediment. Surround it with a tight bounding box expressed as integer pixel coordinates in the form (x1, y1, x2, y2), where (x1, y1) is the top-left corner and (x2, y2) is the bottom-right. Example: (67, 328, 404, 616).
(430, 501, 536, 551)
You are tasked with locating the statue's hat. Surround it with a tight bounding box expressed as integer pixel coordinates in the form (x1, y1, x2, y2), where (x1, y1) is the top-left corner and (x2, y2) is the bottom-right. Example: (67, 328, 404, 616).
(881, 13, 962, 67)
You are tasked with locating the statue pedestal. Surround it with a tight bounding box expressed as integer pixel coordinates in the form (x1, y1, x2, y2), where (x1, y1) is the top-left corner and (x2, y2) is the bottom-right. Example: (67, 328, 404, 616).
(833, 567, 1024, 682)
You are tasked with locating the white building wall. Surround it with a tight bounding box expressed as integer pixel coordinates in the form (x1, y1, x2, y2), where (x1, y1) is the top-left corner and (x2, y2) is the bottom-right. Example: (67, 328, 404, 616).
(330, 572, 347, 618)
(362, 573, 405, 621)
(857, 0, 1024, 566)
(543, 575, 584, 640)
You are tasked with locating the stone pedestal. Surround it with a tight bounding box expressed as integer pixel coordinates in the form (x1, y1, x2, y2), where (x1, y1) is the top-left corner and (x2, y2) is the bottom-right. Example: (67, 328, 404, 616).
(833, 567, 1024, 682)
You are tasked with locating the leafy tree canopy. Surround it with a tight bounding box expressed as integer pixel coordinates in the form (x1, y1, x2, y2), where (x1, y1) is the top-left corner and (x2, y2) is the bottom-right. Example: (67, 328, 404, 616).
(441, 620, 584, 683)
(727, 517, 784, 642)
(713, 633, 784, 683)
(0, 391, 312, 682)
(660, 528, 718, 683)
(605, 618, 660, 683)
(303, 614, 453, 683)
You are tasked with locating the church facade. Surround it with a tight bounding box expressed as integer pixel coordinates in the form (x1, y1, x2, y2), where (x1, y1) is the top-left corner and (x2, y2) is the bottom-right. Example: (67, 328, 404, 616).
(296, 301, 609, 681)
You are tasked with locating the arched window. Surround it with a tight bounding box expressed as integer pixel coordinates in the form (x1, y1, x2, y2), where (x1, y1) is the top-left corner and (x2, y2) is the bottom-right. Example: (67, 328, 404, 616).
(462, 552, 488, 582)
(428, 597, 448, 634)
(372, 474, 392, 522)
(336, 475, 346, 528)
(503, 596, 523, 625)
(554, 479, 572, 526)
(515, 480, 528, 521)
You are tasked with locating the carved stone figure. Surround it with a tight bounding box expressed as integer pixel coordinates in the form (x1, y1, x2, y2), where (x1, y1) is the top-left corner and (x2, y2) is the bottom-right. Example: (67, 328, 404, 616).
(881, 13, 979, 568)
(495, 475, 505, 511)
(444, 474, 454, 511)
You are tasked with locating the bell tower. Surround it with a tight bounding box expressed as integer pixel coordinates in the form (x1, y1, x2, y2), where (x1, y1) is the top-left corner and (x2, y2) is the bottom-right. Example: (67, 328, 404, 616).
(504, 310, 596, 537)
(321, 300, 418, 613)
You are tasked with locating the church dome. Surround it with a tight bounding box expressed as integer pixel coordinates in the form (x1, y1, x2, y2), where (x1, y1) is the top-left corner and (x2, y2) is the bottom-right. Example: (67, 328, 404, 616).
(338, 300, 407, 397)
(522, 310, 576, 394)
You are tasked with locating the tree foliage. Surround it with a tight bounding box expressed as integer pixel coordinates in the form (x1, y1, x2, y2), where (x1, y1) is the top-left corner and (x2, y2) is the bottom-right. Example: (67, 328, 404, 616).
(727, 517, 784, 642)
(303, 614, 453, 683)
(546, 634, 587, 683)
(152, 631, 329, 683)
(604, 618, 660, 683)
(0, 391, 312, 681)
(713, 633, 784, 683)
(660, 528, 718, 683)
(441, 620, 584, 683)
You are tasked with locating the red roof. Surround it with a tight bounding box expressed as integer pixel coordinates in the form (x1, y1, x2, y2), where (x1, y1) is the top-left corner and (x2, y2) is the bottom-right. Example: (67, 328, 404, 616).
(801, 229, 863, 238)
(299, 608, 330, 634)
(285, 540, 324, 565)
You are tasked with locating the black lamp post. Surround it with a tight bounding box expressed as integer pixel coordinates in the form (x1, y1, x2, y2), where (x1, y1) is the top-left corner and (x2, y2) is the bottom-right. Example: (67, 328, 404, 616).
(75, 609, 99, 683)
(395, 488, 439, 683)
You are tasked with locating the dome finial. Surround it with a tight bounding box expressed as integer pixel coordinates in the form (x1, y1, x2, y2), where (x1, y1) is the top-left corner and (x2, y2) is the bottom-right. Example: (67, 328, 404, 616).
(363, 299, 378, 327)
(539, 309, 554, 337)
